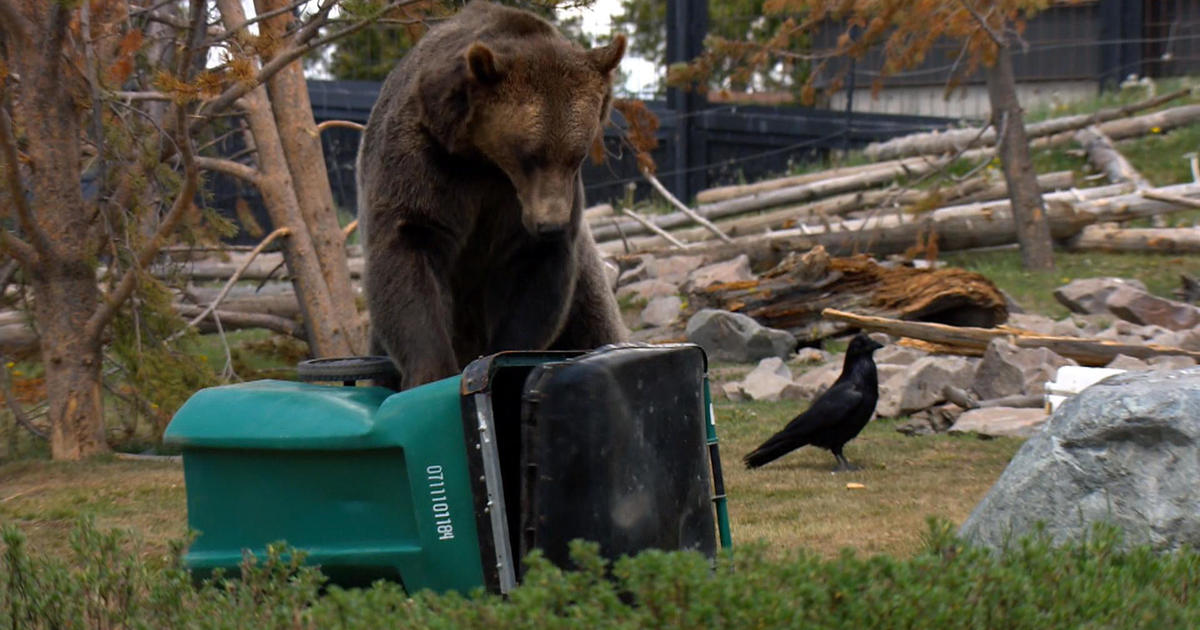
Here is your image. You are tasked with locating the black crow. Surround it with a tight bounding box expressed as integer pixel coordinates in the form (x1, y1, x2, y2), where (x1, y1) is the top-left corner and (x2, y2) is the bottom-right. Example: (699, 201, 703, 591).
(744, 333, 883, 472)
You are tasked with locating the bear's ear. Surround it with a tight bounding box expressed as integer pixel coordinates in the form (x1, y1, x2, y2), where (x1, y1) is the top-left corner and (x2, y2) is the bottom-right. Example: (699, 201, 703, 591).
(587, 34, 626, 76)
(465, 42, 503, 85)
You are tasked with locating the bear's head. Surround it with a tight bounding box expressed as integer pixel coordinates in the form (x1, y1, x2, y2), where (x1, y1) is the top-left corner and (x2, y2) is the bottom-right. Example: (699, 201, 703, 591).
(418, 33, 626, 237)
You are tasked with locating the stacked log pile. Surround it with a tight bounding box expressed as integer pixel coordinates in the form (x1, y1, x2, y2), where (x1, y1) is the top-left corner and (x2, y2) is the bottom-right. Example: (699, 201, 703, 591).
(591, 90, 1200, 261)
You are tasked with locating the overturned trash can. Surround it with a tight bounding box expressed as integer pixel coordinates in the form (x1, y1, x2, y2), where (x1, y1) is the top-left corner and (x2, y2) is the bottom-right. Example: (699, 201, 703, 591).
(163, 343, 731, 594)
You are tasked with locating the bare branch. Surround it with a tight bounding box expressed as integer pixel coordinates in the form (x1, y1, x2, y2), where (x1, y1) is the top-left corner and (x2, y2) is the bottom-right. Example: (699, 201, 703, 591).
(642, 168, 732, 243)
(196, 0, 426, 122)
(204, 0, 311, 46)
(195, 156, 260, 184)
(316, 119, 365, 133)
(86, 105, 200, 342)
(112, 91, 174, 102)
(178, 227, 291, 333)
(955, 0, 1004, 47)
(0, 356, 47, 441)
(0, 107, 46, 265)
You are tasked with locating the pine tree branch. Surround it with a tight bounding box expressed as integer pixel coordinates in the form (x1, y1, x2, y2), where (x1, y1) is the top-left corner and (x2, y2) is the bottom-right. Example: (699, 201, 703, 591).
(196, 0, 425, 123)
(955, 0, 1004, 47)
(87, 106, 199, 343)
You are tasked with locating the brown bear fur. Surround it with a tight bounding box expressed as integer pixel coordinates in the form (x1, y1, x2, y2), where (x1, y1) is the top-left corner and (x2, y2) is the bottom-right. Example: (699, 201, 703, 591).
(356, 0, 629, 390)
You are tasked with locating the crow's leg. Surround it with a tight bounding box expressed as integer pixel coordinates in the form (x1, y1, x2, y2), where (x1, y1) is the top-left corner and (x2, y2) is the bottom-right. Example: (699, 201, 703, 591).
(832, 448, 861, 473)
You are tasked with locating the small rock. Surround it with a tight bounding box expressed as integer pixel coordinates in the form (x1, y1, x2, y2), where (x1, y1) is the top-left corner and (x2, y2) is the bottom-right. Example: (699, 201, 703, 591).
(639, 295, 683, 328)
(1054, 277, 1148, 315)
(1106, 354, 1151, 371)
(783, 361, 842, 400)
(646, 255, 705, 283)
(1148, 355, 1199, 370)
(685, 309, 796, 363)
(792, 347, 831, 365)
(877, 355, 976, 418)
(739, 357, 795, 401)
(1106, 284, 1200, 331)
(1007, 313, 1058, 336)
(721, 381, 746, 401)
(685, 254, 754, 291)
(971, 338, 1076, 400)
(874, 345, 927, 366)
(1001, 290, 1025, 315)
(616, 279, 678, 303)
(1152, 328, 1200, 351)
(1050, 318, 1083, 338)
(948, 407, 1050, 439)
(897, 403, 965, 436)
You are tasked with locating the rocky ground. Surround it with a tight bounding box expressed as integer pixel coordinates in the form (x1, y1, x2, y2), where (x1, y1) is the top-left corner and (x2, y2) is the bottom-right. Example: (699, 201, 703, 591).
(604, 250, 1200, 439)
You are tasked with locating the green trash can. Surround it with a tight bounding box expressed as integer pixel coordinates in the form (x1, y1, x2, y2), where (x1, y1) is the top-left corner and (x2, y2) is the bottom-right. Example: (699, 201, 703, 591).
(163, 343, 731, 594)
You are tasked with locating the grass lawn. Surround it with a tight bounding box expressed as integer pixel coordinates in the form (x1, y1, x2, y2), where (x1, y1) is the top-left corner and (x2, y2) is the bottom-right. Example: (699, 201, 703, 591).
(0, 399, 1022, 563)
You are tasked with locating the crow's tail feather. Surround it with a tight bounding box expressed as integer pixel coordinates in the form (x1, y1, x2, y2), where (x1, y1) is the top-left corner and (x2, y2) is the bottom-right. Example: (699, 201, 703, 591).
(743, 432, 803, 469)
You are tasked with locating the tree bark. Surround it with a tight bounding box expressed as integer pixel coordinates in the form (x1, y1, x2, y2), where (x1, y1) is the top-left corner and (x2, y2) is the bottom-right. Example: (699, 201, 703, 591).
(986, 40, 1054, 271)
(1066, 224, 1200, 254)
(217, 0, 358, 358)
(10, 1, 110, 458)
(254, 0, 365, 354)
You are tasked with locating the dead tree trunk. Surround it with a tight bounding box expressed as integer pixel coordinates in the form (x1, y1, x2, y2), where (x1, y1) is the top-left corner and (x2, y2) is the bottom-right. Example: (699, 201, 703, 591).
(987, 39, 1054, 271)
(217, 0, 358, 357)
(254, 0, 365, 353)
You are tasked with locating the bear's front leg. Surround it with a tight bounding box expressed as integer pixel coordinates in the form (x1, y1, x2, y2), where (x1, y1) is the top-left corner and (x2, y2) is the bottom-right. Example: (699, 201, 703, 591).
(365, 226, 461, 390)
(485, 236, 577, 352)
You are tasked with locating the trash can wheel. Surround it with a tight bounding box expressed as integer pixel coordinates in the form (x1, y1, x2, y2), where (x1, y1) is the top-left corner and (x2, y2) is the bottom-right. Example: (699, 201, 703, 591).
(296, 356, 400, 388)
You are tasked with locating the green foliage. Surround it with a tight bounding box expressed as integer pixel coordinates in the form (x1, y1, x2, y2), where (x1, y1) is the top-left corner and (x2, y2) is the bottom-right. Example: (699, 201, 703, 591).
(6, 518, 1200, 629)
(321, 0, 595, 81)
(612, 0, 807, 97)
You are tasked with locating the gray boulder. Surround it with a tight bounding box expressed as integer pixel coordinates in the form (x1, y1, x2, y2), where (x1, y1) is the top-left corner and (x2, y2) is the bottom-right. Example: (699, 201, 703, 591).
(1106, 354, 1151, 371)
(684, 255, 754, 291)
(646, 254, 705, 283)
(960, 368, 1200, 552)
(685, 309, 795, 363)
(616, 279, 677, 303)
(1106, 284, 1200, 331)
(874, 345, 927, 366)
(877, 355, 977, 418)
(1148, 355, 1198, 370)
(639, 295, 683, 328)
(783, 361, 842, 400)
(1006, 313, 1059, 336)
(948, 407, 1050, 439)
(971, 338, 1076, 400)
(736, 357, 795, 402)
(1053, 277, 1147, 315)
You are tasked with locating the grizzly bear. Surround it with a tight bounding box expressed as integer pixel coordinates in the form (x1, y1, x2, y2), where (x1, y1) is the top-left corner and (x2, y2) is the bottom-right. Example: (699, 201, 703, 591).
(356, 0, 629, 390)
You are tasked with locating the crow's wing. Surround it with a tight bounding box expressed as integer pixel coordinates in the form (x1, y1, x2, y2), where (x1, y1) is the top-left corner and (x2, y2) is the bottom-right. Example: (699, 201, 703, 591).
(743, 379, 865, 468)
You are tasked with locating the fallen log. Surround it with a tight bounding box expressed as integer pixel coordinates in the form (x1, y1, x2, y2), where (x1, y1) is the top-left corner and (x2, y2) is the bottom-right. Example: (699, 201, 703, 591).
(590, 155, 955, 242)
(598, 171, 1075, 250)
(1065, 224, 1200, 253)
(688, 247, 1008, 341)
(607, 181, 1200, 263)
(694, 161, 902, 205)
(865, 88, 1191, 161)
(1075, 126, 1149, 188)
(155, 255, 365, 281)
(822, 308, 1200, 367)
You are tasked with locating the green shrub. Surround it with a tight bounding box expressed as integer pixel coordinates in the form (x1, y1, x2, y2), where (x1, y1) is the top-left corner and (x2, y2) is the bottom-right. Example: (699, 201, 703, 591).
(4, 518, 1200, 629)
